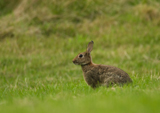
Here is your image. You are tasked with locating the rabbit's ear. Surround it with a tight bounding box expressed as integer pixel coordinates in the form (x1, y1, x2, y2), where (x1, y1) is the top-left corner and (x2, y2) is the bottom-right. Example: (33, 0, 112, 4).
(87, 41, 94, 54)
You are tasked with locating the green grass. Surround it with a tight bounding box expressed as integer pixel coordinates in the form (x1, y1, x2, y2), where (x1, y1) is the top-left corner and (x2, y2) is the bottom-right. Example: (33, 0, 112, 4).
(0, 0, 160, 113)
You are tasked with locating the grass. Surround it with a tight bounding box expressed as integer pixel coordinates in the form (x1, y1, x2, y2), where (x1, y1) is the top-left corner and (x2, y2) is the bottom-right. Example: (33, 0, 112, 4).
(0, 0, 160, 113)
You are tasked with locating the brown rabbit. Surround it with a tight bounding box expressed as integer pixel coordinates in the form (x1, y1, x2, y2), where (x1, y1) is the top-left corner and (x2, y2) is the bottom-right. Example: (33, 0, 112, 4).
(72, 41, 132, 88)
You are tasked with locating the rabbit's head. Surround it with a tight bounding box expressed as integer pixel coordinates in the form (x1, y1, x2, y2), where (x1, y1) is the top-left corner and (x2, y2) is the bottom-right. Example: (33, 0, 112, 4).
(73, 41, 94, 65)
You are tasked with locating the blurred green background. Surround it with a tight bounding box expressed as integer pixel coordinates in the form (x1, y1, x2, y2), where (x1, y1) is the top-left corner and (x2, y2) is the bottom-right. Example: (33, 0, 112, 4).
(0, 0, 160, 113)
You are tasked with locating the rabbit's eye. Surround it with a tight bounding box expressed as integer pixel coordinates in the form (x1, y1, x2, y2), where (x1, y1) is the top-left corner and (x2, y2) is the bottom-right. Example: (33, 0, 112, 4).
(79, 54, 83, 58)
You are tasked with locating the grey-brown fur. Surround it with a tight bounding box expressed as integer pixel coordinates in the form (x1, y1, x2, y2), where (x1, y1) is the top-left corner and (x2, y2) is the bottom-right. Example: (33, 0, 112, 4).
(72, 41, 132, 88)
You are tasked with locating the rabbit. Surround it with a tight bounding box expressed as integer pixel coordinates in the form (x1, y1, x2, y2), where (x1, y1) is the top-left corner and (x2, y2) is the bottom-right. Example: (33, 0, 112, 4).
(72, 41, 132, 88)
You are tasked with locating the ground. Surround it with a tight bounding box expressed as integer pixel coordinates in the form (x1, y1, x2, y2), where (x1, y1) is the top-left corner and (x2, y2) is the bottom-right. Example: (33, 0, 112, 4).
(0, 0, 160, 113)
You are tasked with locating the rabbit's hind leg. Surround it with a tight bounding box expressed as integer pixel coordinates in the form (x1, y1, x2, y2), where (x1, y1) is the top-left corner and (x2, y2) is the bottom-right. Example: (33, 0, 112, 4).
(103, 76, 120, 87)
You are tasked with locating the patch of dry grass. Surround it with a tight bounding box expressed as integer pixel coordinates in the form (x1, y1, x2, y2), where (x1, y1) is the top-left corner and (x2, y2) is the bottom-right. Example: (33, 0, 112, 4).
(1, 0, 160, 39)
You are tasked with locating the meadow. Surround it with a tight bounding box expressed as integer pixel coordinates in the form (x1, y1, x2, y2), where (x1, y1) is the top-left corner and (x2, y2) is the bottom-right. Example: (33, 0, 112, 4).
(0, 0, 160, 113)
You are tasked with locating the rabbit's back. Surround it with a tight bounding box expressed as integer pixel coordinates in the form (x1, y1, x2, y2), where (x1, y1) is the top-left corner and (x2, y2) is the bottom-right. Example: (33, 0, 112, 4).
(98, 65, 132, 85)
(82, 64, 132, 88)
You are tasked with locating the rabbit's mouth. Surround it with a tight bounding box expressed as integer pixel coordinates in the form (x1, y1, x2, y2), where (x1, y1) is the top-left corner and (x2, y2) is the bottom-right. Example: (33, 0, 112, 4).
(73, 60, 79, 65)
(74, 63, 79, 65)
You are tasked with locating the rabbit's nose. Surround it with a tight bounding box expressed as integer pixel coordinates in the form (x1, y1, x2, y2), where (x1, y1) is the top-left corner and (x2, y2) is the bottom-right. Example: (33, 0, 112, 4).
(72, 60, 77, 63)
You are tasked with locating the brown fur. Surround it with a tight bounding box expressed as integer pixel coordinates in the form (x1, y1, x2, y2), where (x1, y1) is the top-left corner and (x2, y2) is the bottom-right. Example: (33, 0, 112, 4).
(72, 41, 132, 88)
